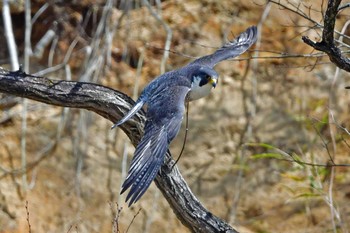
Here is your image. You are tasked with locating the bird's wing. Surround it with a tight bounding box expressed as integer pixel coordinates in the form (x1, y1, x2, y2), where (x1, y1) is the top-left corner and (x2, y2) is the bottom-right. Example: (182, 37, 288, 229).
(190, 26, 258, 68)
(121, 85, 190, 206)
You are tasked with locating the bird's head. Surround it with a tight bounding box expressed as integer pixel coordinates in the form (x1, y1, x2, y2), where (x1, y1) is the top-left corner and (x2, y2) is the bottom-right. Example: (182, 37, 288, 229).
(188, 66, 218, 101)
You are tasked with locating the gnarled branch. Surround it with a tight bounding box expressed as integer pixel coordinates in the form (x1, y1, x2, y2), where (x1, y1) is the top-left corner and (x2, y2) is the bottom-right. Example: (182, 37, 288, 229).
(0, 67, 238, 233)
(301, 0, 350, 72)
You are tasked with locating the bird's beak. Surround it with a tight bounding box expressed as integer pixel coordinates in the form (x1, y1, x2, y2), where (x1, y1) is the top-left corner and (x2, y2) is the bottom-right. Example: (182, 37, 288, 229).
(209, 78, 217, 88)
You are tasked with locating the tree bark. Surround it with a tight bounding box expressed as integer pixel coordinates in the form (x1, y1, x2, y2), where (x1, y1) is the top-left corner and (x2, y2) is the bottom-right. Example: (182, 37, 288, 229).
(0, 67, 238, 233)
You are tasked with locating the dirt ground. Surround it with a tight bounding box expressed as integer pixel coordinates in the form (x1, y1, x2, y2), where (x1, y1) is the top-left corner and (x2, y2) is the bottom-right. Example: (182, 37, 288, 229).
(1, 0, 350, 233)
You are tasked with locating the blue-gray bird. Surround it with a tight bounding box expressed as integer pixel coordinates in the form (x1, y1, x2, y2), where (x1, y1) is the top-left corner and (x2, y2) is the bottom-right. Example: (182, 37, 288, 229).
(112, 26, 257, 206)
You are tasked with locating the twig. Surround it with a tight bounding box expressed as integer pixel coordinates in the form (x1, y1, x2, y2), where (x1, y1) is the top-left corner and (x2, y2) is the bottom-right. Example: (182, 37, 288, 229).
(2, 0, 19, 70)
(33, 29, 56, 58)
(338, 3, 350, 11)
(48, 36, 59, 67)
(20, 0, 33, 193)
(25, 201, 32, 233)
(125, 208, 142, 233)
(147, 43, 348, 60)
(24, 0, 32, 67)
(110, 202, 122, 233)
(269, 0, 323, 30)
(31, 3, 49, 25)
(171, 101, 189, 170)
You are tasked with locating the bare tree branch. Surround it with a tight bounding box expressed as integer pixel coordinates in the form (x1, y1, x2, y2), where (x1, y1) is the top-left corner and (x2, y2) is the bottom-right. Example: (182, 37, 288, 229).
(0, 67, 238, 233)
(301, 0, 350, 72)
(2, 0, 19, 70)
(338, 3, 350, 11)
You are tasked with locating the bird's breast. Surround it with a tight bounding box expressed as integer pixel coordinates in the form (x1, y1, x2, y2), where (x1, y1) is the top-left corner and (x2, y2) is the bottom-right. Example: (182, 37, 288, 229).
(187, 83, 213, 101)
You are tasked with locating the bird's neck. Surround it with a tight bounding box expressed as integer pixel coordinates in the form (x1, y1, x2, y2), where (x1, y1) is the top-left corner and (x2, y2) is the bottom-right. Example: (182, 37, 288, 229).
(188, 76, 213, 101)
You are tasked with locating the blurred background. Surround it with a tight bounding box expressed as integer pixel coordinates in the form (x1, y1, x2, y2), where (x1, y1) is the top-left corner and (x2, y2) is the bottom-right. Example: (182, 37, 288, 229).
(0, 0, 350, 232)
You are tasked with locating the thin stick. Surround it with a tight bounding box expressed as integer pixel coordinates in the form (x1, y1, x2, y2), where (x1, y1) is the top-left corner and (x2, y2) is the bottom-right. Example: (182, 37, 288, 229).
(20, 0, 33, 192)
(25, 201, 32, 233)
(125, 208, 142, 233)
(171, 102, 189, 170)
(2, 0, 19, 70)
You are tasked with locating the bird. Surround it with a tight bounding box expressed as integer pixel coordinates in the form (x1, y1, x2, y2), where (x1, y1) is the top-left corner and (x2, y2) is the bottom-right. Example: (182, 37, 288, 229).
(112, 26, 258, 206)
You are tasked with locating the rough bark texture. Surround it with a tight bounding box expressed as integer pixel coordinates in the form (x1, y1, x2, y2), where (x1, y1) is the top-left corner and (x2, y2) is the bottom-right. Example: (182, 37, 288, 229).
(302, 0, 350, 72)
(0, 67, 238, 233)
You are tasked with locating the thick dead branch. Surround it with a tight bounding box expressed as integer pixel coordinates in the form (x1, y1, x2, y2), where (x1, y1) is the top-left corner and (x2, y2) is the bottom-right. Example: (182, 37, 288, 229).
(302, 0, 350, 72)
(0, 67, 238, 233)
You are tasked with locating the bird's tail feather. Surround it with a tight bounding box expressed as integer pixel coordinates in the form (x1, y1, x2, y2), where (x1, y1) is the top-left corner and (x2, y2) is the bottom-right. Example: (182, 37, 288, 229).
(111, 100, 145, 129)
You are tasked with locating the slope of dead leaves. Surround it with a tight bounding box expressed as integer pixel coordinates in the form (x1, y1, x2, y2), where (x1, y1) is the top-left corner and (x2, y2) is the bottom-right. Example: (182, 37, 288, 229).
(1, 0, 350, 233)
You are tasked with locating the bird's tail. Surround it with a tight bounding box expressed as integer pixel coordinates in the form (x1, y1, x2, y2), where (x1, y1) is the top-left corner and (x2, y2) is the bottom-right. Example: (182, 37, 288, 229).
(111, 100, 145, 129)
